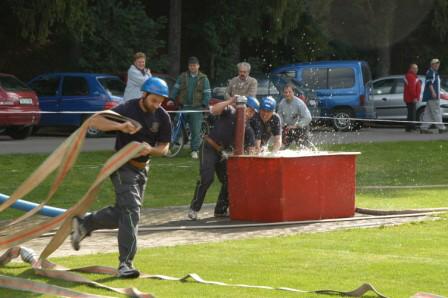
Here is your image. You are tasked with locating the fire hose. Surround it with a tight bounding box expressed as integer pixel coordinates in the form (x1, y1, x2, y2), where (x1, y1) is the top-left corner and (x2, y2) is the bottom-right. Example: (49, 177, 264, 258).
(0, 111, 446, 298)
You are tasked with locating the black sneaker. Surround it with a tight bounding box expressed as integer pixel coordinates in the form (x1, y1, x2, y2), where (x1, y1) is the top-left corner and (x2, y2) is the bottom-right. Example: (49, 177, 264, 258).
(70, 216, 88, 251)
(214, 210, 229, 218)
(117, 262, 140, 278)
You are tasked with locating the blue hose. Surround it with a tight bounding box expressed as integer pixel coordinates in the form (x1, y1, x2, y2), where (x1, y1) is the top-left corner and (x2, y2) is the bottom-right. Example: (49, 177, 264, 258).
(0, 193, 66, 217)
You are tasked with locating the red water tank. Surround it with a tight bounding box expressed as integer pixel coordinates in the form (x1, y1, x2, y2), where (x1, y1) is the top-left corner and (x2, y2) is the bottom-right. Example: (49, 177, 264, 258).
(227, 152, 359, 222)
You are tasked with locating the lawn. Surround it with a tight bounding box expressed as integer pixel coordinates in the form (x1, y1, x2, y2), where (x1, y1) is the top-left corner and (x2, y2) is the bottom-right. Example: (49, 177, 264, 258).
(1, 141, 447, 219)
(0, 140, 448, 297)
(1, 215, 447, 297)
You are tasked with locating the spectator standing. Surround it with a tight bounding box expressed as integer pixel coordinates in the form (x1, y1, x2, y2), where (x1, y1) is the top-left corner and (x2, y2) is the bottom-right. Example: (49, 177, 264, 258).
(224, 62, 258, 100)
(188, 96, 259, 220)
(277, 84, 313, 148)
(403, 64, 421, 132)
(421, 59, 447, 133)
(123, 52, 152, 101)
(171, 57, 211, 159)
(71, 77, 171, 278)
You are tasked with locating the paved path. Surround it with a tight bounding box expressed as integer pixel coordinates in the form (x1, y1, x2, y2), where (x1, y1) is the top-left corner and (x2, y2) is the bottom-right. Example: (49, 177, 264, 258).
(6, 204, 437, 259)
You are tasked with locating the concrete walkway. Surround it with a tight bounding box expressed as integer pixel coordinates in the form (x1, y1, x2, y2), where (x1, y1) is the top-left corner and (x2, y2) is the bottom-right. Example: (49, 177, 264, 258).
(6, 204, 437, 259)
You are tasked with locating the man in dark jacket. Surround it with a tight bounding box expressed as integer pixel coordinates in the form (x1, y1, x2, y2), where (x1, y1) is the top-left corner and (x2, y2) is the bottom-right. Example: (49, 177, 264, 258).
(403, 63, 421, 132)
(188, 96, 259, 220)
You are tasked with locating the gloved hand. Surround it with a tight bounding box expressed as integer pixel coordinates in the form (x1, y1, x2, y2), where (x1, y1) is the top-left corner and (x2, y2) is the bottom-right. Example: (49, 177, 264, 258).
(220, 150, 231, 161)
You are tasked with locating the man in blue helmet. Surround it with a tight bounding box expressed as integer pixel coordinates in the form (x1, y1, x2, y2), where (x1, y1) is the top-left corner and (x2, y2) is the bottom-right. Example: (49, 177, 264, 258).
(251, 96, 282, 153)
(188, 96, 259, 220)
(70, 77, 171, 278)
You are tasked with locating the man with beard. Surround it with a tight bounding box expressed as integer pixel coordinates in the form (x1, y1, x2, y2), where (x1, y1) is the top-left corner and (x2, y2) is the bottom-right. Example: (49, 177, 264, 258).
(70, 77, 171, 278)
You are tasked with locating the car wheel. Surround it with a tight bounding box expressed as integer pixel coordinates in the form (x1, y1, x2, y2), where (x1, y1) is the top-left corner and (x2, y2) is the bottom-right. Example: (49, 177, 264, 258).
(31, 126, 40, 135)
(82, 115, 104, 138)
(331, 109, 355, 132)
(167, 127, 186, 158)
(5, 126, 33, 140)
(86, 126, 104, 138)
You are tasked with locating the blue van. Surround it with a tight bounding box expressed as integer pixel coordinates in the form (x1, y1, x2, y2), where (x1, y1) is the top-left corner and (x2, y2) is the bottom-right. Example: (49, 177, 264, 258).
(271, 60, 376, 131)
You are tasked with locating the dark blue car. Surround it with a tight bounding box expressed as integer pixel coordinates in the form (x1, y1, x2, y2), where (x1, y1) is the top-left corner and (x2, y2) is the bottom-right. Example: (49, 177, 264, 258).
(28, 72, 125, 136)
(271, 60, 376, 131)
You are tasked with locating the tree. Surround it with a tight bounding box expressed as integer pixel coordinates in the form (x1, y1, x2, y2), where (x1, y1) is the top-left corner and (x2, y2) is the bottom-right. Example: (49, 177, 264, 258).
(78, 0, 167, 74)
(179, 0, 307, 83)
(308, 0, 434, 76)
(7, 0, 90, 45)
(168, 0, 182, 77)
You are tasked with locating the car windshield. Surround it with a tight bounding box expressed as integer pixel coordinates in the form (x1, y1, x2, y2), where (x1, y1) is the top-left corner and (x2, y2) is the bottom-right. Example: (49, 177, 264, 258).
(0, 75, 31, 91)
(256, 78, 280, 97)
(98, 77, 125, 97)
(269, 74, 315, 100)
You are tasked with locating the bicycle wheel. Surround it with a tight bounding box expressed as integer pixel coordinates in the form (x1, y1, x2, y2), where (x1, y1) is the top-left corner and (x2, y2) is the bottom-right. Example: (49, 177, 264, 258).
(167, 126, 186, 157)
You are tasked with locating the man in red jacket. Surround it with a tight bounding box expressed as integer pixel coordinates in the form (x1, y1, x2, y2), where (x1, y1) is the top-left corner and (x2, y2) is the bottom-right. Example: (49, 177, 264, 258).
(403, 63, 422, 132)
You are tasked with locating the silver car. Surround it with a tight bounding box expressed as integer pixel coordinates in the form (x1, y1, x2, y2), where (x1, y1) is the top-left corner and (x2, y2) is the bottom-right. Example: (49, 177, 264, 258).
(372, 75, 448, 121)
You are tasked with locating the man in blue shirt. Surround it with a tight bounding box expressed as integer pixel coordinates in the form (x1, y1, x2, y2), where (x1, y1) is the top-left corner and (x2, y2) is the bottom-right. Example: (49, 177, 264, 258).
(421, 58, 447, 133)
(170, 57, 212, 158)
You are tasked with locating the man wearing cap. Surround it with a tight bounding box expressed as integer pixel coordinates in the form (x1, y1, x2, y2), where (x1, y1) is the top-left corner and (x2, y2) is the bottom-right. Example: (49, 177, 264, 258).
(225, 62, 258, 100)
(251, 96, 282, 153)
(70, 77, 172, 278)
(421, 58, 447, 133)
(170, 57, 212, 159)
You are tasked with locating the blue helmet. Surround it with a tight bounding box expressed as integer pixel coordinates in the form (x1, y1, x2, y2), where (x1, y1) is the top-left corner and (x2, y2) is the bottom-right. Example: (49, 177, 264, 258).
(246, 96, 260, 112)
(141, 77, 169, 98)
(260, 96, 276, 112)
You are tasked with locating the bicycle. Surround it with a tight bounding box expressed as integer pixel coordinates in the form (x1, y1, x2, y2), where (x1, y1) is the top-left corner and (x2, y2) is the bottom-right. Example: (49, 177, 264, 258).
(167, 110, 210, 157)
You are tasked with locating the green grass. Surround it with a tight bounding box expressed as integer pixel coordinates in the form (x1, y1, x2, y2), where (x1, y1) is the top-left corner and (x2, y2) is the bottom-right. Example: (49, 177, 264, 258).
(1, 141, 448, 297)
(1, 215, 447, 297)
(1, 141, 447, 219)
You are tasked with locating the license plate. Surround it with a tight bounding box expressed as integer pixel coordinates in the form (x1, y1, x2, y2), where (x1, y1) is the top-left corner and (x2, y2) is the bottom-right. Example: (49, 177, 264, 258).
(19, 98, 33, 105)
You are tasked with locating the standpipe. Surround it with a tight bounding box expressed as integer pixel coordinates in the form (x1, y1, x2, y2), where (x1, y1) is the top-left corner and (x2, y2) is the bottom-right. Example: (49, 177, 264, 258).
(233, 95, 247, 155)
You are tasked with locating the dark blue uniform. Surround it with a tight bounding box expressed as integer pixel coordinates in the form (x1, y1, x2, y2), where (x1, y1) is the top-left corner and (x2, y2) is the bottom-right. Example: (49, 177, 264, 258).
(190, 107, 255, 215)
(251, 113, 282, 145)
(82, 98, 171, 266)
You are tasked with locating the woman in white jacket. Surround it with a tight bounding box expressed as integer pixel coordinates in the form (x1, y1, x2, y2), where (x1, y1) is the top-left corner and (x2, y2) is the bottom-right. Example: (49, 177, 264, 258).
(123, 52, 152, 101)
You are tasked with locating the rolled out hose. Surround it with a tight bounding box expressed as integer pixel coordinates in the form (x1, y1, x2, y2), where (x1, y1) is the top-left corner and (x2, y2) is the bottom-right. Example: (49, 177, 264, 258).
(356, 207, 448, 215)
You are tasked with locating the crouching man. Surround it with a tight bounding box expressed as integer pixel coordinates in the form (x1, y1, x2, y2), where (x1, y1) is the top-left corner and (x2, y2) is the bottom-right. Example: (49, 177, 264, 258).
(188, 96, 259, 220)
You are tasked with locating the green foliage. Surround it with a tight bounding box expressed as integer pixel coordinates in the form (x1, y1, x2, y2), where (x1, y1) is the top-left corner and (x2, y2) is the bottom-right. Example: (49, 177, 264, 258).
(78, 0, 167, 73)
(8, 0, 91, 45)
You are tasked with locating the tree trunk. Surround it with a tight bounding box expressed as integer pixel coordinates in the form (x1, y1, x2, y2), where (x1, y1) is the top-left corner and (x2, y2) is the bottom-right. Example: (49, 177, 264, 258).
(168, 0, 182, 77)
(377, 46, 391, 77)
(210, 53, 216, 81)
